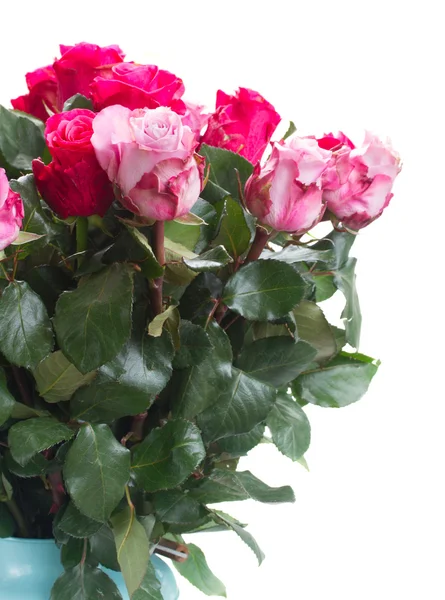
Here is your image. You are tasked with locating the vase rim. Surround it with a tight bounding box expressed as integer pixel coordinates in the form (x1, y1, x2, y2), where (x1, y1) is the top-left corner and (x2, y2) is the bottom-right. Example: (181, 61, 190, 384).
(1, 537, 56, 545)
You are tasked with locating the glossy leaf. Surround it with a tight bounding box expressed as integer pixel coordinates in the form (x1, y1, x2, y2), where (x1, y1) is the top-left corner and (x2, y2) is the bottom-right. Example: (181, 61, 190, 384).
(4, 449, 57, 478)
(0, 281, 54, 369)
(212, 424, 265, 459)
(131, 419, 205, 492)
(0, 105, 45, 172)
(183, 245, 233, 272)
(209, 510, 265, 565)
(33, 351, 96, 403)
(58, 501, 103, 538)
(0, 368, 14, 426)
(164, 220, 201, 252)
(265, 245, 334, 264)
(293, 300, 337, 364)
(200, 144, 254, 201)
(164, 237, 197, 285)
(24, 265, 73, 316)
(123, 225, 164, 279)
(50, 564, 122, 600)
(213, 197, 252, 261)
(173, 543, 227, 597)
(223, 261, 307, 321)
(267, 393, 311, 460)
(63, 94, 94, 111)
(235, 336, 317, 387)
(132, 561, 163, 600)
(153, 490, 207, 525)
(54, 264, 134, 373)
(335, 257, 362, 349)
(64, 424, 130, 522)
(90, 525, 120, 571)
(173, 321, 212, 369)
(8, 417, 74, 466)
(61, 538, 88, 570)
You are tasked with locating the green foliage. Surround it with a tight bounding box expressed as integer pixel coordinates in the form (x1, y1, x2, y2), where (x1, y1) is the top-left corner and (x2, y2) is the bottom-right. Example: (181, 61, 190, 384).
(173, 542, 227, 596)
(0, 105, 46, 173)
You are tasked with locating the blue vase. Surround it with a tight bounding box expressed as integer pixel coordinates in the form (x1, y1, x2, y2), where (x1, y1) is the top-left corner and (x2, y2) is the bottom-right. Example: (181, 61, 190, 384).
(0, 537, 179, 600)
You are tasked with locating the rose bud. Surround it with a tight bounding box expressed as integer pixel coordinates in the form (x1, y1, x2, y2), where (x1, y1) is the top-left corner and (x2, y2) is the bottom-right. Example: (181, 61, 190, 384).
(91, 63, 185, 113)
(319, 131, 401, 230)
(32, 109, 114, 218)
(201, 87, 281, 164)
(91, 105, 202, 221)
(11, 66, 60, 122)
(244, 136, 332, 233)
(0, 168, 24, 251)
(53, 42, 125, 104)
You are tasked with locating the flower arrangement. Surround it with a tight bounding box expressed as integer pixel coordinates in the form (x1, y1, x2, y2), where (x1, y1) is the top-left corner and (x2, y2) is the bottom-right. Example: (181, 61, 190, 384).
(0, 41, 401, 599)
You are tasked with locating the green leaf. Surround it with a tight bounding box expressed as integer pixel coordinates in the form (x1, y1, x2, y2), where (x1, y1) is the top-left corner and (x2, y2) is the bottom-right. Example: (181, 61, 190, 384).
(90, 525, 120, 571)
(54, 264, 134, 374)
(183, 245, 233, 272)
(189, 469, 295, 504)
(0, 367, 14, 426)
(64, 424, 130, 522)
(0, 281, 54, 368)
(0, 105, 46, 171)
(164, 237, 198, 285)
(131, 419, 205, 492)
(223, 261, 308, 321)
(50, 564, 122, 600)
(71, 331, 174, 422)
(235, 336, 317, 387)
(164, 220, 201, 253)
(33, 351, 96, 403)
(123, 225, 164, 279)
(283, 121, 297, 140)
(8, 418, 74, 466)
(63, 94, 94, 111)
(197, 367, 276, 442)
(148, 305, 178, 337)
(211, 424, 265, 459)
(293, 300, 337, 364)
(10, 231, 45, 245)
(314, 275, 336, 302)
(132, 562, 163, 600)
(208, 510, 265, 565)
(0, 503, 15, 537)
(61, 538, 87, 570)
(10, 403, 50, 419)
(172, 321, 232, 419)
(192, 198, 219, 254)
(4, 449, 57, 478)
(265, 245, 334, 264)
(153, 490, 207, 525)
(173, 543, 226, 597)
(173, 321, 212, 369)
(335, 257, 362, 348)
(267, 392, 311, 461)
(293, 353, 379, 408)
(58, 501, 103, 538)
(110, 505, 150, 597)
(24, 265, 73, 316)
(213, 197, 253, 261)
(200, 144, 254, 202)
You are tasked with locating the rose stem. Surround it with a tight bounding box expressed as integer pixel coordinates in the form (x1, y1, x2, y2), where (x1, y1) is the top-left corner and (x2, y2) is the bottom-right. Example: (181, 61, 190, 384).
(11, 365, 33, 407)
(244, 226, 271, 264)
(150, 220, 165, 317)
(76, 217, 88, 268)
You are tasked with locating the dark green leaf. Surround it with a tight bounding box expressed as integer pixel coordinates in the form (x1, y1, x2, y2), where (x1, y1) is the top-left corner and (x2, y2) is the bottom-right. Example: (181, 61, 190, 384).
(110, 506, 149, 597)
(0, 281, 54, 368)
(189, 469, 295, 504)
(153, 490, 207, 525)
(267, 392, 311, 460)
(64, 424, 130, 522)
(173, 321, 212, 369)
(211, 424, 265, 459)
(208, 510, 265, 565)
(335, 257, 361, 348)
(24, 265, 73, 316)
(235, 336, 317, 387)
(293, 300, 337, 364)
(4, 449, 57, 478)
(90, 525, 120, 571)
(223, 261, 308, 321)
(33, 351, 96, 403)
(54, 264, 134, 373)
(63, 94, 94, 111)
(123, 225, 164, 279)
(0, 367, 14, 426)
(314, 275, 336, 302)
(313, 229, 356, 270)
(293, 354, 379, 408)
(50, 564, 122, 600)
(61, 538, 88, 570)
(58, 501, 103, 538)
(192, 198, 219, 253)
(8, 417, 74, 466)
(213, 197, 253, 261)
(179, 273, 223, 321)
(132, 561, 163, 600)
(173, 543, 226, 597)
(0, 503, 15, 537)
(9, 403, 49, 419)
(183, 245, 233, 272)
(0, 105, 46, 171)
(131, 419, 205, 492)
(200, 144, 253, 201)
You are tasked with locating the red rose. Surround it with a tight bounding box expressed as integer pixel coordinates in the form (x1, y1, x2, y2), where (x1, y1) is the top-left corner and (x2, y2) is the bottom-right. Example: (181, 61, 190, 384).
(201, 87, 281, 164)
(91, 63, 185, 113)
(53, 42, 125, 104)
(11, 66, 60, 123)
(32, 109, 114, 218)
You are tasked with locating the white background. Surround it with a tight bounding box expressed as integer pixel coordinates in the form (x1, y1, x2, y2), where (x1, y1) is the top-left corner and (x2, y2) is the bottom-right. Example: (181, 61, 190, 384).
(1, 1, 444, 598)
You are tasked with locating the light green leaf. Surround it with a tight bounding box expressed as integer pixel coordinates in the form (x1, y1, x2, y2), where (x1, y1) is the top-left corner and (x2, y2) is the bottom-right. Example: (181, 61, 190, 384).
(209, 510, 265, 565)
(148, 305, 179, 337)
(335, 257, 362, 349)
(8, 417, 74, 466)
(33, 351, 96, 403)
(265, 245, 334, 264)
(173, 543, 226, 597)
(183, 245, 233, 272)
(267, 392, 311, 460)
(293, 300, 337, 364)
(10, 231, 45, 245)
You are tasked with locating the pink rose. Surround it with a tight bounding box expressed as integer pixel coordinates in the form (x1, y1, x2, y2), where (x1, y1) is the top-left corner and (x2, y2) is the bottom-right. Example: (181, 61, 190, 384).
(91, 63, 185, 113)
(201, 87, 281, 164)
(32, 109, 114, 219)
(0, 168, 24, 251)
(319, 131, 401, 230)
(53, 42, 125, 104)
(182, 101, 210, 137)
(91, 105, 202, 221)
(11, 66, 60, 123)
(245, 136, 332, 233)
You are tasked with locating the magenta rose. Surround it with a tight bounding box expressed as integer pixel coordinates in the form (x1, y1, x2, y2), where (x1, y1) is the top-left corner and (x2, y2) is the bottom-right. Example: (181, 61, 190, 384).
(90, 63, 186, 113)
(53, 42, 125, 104)
(32, 109, 114, 219)
(91, 105, 202, 221)
(319, 131, 401, 230)
(0, 168, 24, 251)
(201, 87, 281, 164)
(11, 66, 60, 123)
(245, 136, 331, 233)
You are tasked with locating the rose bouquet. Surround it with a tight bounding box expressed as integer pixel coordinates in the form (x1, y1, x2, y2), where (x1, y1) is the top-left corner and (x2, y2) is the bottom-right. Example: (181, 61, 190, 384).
(0, 42, 400, 599)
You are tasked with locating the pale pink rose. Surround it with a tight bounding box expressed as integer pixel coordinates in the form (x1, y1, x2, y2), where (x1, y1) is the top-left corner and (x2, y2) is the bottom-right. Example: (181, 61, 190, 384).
(319, 131, 401, 230)
(244, 135, 331, 233)
(91, 105, 202, 221)
(182, 101, 210, 137)
(0, 168, 24, 251)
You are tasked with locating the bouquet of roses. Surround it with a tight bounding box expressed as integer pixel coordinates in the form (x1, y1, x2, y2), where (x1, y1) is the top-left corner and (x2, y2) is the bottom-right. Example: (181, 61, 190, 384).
(0, 42, 400, 599)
